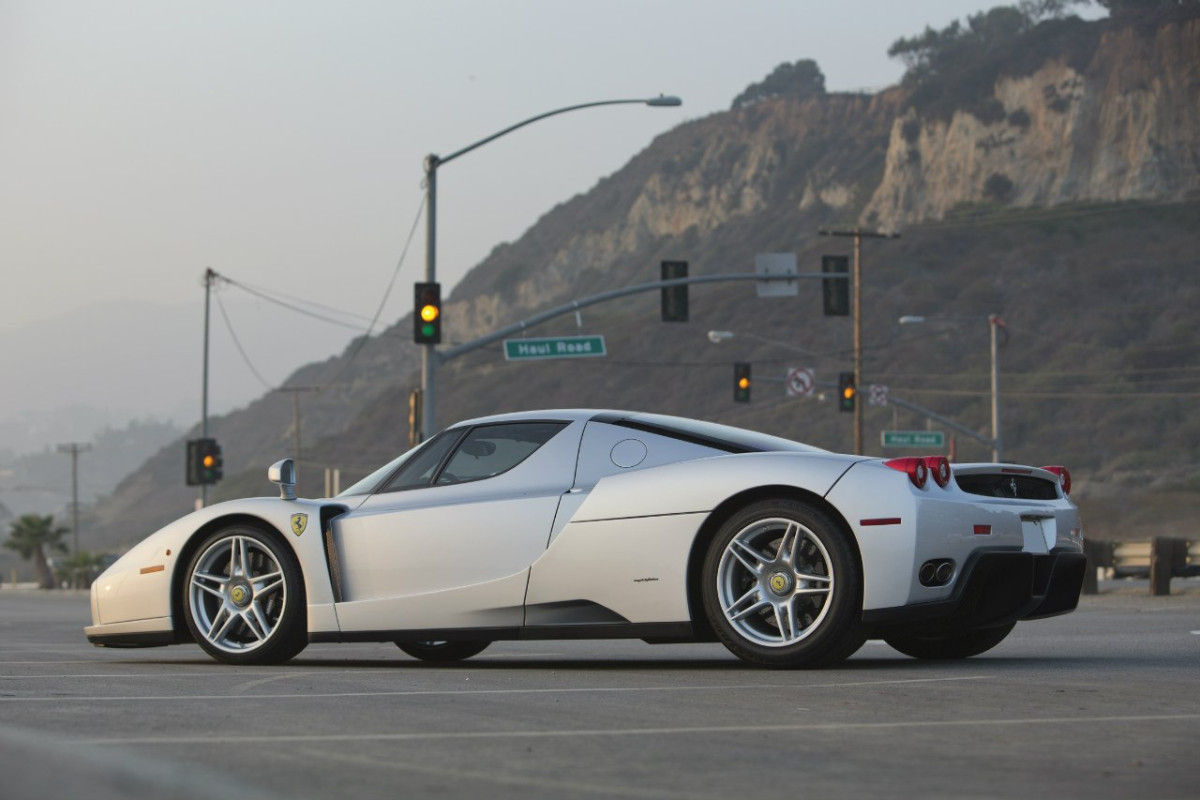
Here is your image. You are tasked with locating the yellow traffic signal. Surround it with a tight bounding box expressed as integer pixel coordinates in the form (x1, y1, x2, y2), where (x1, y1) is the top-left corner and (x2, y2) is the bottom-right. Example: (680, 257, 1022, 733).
(186, 438, 223, 485)
(838, 372, 856, 412)
(734, 363, 751, 402)
(414, 282, 442, 344)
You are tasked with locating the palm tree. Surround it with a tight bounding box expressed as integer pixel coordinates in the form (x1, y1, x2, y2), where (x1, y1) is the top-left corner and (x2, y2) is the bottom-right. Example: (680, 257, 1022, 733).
(4, 514, 69, 589)
(54, 550, 108, 590)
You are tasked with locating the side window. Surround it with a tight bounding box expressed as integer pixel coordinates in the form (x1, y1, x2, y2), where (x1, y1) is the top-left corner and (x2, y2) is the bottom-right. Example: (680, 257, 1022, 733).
(379, 430, 463, 492)
(435, 422, 566, 485)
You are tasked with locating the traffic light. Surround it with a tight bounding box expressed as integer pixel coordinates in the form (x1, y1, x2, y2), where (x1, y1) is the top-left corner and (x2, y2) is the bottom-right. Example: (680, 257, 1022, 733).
(822, 255, 850, 316)
(838, 372, 856, 413)
(413, 282, 442, 344)
(661, 260, 688, 322)
(734, 362, 751, 403)
(186, 438, 223, 485)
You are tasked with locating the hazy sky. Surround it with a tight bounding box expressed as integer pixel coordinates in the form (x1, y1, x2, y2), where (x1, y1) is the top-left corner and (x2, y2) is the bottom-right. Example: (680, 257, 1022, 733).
(1, 0, 1115, 445)
(3, 0, 1069, 336)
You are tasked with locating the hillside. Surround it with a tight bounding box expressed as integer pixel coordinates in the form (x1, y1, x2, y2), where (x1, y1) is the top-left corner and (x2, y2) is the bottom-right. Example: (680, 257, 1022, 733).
(74, 9, 1200, 568)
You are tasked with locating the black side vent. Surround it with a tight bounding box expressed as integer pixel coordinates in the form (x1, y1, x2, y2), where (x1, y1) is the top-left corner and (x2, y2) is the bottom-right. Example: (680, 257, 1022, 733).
(320, 504, 349, 603)
(955, 474, 1058, 500)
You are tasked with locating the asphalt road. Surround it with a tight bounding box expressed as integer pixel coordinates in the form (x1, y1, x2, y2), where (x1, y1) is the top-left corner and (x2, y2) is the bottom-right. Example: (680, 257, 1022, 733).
(1, 587, 1198, 800)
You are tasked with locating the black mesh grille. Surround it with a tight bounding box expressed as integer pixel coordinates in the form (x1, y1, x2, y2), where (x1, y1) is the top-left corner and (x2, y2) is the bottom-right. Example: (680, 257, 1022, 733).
(955, 474, 1058, 500)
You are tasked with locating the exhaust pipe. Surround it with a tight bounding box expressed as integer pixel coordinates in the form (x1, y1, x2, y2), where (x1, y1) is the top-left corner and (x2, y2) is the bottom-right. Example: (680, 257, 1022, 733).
(918, 559, 957, 587)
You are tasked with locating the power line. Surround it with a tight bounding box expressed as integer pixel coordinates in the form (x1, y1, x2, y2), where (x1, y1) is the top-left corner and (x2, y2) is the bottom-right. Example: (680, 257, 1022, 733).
(214, 290, 276, 391)
(221, 278, 381, 326)
(219, 276, 381, 334)
(317, 194, 426, 390)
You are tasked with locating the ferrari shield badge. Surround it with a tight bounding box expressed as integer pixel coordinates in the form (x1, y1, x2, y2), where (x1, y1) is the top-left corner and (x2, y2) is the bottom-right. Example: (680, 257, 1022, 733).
(290, 513, 308, 537)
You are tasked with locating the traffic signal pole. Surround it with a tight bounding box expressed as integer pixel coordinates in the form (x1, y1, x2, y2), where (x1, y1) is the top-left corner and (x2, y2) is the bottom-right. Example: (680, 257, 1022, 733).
(421, 156, 438, 442)
(201, 268, 214, 507)
(418, 96, 682, 441)
(819, 229, 899, 454)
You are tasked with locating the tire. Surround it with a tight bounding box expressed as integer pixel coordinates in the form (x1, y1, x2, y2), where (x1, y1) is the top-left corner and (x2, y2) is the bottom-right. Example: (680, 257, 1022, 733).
(396, 640, 491, 662)
(183, 525, 308, 665)
(701, 499, 866, 669)
(884, 622, 1016, 660)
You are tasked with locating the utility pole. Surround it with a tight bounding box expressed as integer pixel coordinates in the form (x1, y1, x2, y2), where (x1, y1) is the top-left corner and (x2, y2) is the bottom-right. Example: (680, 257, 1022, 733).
(275, 387, 320, 480)
(201, 268, 215, 508)
(56, 442, 91, 556)
(819, 228, 900, 455)
(989, 314, 1006, 462)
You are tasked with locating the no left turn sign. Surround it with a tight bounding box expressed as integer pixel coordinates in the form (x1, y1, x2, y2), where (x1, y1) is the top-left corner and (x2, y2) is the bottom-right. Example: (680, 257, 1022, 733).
(786, 367, 815, 397)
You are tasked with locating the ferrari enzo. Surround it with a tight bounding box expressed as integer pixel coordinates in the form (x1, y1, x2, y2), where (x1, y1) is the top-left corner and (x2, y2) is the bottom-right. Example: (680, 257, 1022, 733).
(86, 410, 1086, 668)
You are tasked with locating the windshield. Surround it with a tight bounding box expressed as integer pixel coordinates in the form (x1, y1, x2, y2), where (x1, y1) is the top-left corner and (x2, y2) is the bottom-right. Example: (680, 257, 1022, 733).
(336, 438, 430, 497)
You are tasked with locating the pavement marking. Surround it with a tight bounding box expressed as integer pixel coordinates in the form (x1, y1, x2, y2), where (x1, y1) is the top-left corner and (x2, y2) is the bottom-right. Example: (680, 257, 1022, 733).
(231, 673, 307, 693)
(0, 675, 989, 702)
(290, 744, 694, 800)
(79, 712, 1200, 746)
(0, 673, 272, 680)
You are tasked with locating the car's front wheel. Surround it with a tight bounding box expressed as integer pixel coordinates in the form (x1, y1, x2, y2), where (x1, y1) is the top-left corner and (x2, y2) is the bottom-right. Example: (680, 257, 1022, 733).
(183, 525, 307, 665)
(396, 640, 491, 662)
(884, 623, 1016, 660)
(701, 499, 866, 668)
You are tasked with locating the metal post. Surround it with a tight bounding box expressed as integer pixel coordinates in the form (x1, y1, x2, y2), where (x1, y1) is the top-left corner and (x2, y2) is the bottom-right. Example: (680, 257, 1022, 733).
(820, 228, 898, 456)
(989, 315, 1002, 462)
(57, 443, 91, 557)
(70, 448, 79, 555)
(421, 155, 438, 442)
(275, 386, 318, 481)
(292, 391, 301, 468)
(201, 268, 213, 508)
(416, 96, 681, 441)
(852, 233, 863, 455)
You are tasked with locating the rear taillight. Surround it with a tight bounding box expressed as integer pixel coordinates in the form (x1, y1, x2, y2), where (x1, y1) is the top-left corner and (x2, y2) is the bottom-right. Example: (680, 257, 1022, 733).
(1041, 465, 1071, 496)
(885, 457, 928, 489)
(924, 456, 952, 488)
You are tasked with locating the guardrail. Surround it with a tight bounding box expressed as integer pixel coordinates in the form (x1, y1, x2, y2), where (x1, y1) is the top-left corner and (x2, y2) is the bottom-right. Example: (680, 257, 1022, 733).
(1081, 537, 1198, 596)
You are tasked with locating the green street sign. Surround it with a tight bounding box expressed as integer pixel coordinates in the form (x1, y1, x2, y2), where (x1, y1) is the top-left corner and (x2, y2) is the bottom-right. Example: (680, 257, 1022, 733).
(504, 335, 607, 361)
(882, 430, 946, 448)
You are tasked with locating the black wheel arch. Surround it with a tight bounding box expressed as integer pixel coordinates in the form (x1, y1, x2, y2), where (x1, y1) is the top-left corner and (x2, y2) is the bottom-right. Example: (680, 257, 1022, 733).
(685, 485, 864, 642)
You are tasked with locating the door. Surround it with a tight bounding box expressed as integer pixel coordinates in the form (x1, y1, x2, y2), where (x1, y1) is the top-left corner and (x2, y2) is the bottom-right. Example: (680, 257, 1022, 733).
(331, 420, 580, 633)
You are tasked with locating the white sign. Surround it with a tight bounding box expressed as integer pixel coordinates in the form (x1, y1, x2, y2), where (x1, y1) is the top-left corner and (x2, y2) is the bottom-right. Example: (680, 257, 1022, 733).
(786, 367, 815, 398)
(869, 384, 889, 406)
(755, 253, 798, 297)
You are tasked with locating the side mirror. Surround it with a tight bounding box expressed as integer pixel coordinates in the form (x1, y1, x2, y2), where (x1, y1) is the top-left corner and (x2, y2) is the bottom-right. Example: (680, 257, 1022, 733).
(268, 459, 297, 501)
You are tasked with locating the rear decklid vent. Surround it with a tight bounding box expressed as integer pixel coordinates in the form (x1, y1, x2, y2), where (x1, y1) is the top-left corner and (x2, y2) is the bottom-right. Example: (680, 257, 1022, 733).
(954, 468, 1060, 500)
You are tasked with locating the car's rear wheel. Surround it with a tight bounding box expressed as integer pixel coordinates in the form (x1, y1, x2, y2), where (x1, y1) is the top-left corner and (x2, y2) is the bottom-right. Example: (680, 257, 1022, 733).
(396, 640, 491, 662)
(183, 525, 307, 665)
(701, 499, 866, 669)
(884, 622, 1016, 660)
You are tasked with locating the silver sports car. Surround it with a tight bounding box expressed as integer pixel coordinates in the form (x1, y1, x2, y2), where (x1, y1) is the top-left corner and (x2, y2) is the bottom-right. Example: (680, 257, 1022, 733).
(86, 410, 1086, 668)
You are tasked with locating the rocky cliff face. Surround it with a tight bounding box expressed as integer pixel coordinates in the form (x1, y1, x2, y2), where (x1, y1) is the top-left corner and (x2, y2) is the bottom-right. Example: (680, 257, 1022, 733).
(862, 17, 1200, 228)
(447, 91, 901, 342)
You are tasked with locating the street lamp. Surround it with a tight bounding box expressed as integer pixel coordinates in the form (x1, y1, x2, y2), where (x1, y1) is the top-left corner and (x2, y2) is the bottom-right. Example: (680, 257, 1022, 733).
(420, 94, 683, 440)
(705, 329, 821, 357)
(899, 314, 1007, 462)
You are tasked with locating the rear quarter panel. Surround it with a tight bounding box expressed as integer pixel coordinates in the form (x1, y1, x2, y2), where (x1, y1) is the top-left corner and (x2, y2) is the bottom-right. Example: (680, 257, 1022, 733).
(526, 452, 861, 623)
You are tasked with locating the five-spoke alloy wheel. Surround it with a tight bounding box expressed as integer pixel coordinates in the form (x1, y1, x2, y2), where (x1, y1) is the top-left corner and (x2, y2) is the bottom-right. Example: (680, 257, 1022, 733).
(183, 526, 307, 665)
(702, 500, 865, 668)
